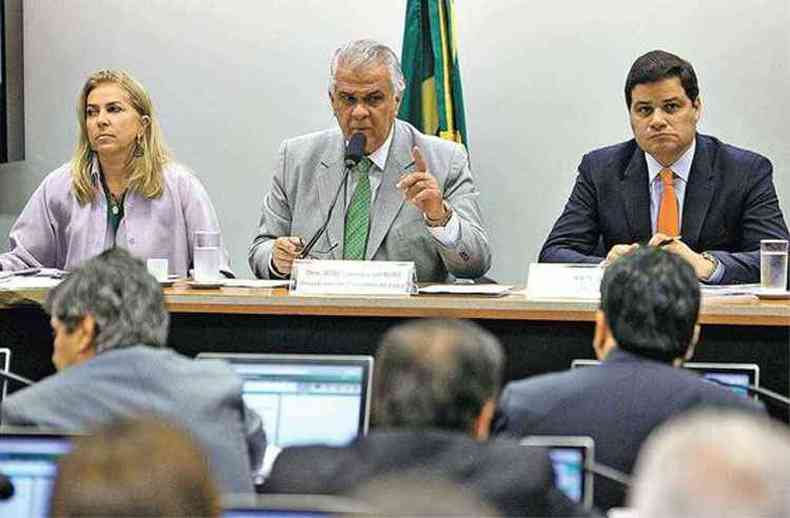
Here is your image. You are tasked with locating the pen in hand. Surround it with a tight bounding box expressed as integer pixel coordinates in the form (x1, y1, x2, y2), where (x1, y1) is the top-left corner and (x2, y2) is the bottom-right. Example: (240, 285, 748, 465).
(656, 236, 680, 247)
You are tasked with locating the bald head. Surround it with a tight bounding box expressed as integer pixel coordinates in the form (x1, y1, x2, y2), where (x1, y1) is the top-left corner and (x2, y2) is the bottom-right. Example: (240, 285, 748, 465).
(373, 319, 504, 434)
(631, 410, 790, 518)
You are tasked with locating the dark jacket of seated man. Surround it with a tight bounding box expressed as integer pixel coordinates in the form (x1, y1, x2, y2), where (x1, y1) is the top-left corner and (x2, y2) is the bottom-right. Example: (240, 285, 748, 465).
(540, 49, 789, 285)
(539, 134, 789, 284)
(494, 248, 765, 511)
(1, 248, 266, 494)
(263, 429, 590, 517)
(262, 318, 596, 517)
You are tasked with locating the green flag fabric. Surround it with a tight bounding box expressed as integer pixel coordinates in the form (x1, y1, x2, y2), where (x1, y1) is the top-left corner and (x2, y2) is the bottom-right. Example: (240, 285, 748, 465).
(399, 0, 468, 146)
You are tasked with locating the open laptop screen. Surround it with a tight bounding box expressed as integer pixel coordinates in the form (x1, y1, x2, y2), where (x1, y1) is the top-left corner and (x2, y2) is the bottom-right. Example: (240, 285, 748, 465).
(685, 362, 759, 398)
(198, 354, 373, 448)
(0, 433, 72, 518)
(520, 436, 594, 511)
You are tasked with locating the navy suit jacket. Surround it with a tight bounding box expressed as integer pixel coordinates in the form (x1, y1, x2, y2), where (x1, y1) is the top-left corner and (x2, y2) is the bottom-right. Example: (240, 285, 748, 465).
(263, 430, 596, 517)
(540, 134, 789, 284)
(493, 348, 765, 511)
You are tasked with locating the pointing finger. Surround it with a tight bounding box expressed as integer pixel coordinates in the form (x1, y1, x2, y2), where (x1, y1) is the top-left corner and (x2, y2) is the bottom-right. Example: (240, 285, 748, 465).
(411, 146, 428, 173)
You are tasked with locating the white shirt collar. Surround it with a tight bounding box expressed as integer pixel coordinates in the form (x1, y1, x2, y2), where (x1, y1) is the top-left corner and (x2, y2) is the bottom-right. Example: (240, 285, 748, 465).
(365, 124, 395, 172)
(645, 138, 696, 182)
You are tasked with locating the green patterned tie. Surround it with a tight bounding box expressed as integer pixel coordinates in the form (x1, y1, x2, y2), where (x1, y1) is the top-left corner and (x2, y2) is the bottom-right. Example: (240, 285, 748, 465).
(343, 158, 372, 260)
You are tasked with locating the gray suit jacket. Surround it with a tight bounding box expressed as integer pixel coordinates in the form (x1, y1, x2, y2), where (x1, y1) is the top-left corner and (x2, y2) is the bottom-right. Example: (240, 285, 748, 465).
(249, 120, 491, 282)
(1, 346, 266, 494)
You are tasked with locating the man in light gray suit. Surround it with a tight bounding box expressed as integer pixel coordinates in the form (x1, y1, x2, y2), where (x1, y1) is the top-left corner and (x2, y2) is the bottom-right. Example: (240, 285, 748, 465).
(249, 39, 491, 282)
(1, 247, 266, 495)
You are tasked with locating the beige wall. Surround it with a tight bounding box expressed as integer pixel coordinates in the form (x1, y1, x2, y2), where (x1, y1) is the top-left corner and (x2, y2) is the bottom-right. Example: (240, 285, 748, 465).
(1, 0, 787, 282)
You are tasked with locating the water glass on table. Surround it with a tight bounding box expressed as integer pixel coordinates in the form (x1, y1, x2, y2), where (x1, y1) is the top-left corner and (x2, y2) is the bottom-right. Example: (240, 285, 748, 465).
(194, 231, 221, 281)
(760, 239, 788, 292)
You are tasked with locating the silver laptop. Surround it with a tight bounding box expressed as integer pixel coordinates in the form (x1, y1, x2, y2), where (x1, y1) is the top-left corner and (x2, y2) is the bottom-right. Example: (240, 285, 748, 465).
(198, 353, 373, 448)
(222, 494, 372, 517)
(0, 348, 11, 405)
(520, 435, 594, 511)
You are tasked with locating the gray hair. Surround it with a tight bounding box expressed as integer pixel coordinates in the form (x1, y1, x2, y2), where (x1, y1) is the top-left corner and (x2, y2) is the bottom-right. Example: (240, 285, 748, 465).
(373, 319, 504, 433)
(46, 247, 169, 353)
(630, 409, 790, 518)
(328, 39, 405, 96)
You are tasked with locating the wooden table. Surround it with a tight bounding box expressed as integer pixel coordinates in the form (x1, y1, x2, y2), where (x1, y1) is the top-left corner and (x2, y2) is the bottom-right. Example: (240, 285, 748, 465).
(2, 285, 788, 419)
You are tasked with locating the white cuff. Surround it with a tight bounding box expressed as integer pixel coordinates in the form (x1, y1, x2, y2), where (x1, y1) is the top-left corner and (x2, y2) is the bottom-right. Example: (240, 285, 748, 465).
(428, 209, 461, 247)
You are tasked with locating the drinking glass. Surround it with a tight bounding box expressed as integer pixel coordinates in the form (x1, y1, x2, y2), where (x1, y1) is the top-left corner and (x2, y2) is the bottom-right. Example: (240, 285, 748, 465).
(194, 231, 221, 281)
(760, 239, 788, 292)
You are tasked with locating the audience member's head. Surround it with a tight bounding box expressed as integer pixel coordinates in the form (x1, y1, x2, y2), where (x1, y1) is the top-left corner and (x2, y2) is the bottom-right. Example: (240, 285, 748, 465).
(45, 247, 169, 370)
(50, 416, 221, 517)
(595, 247, 700, 364)
(630, 409, 790, 518)
(350, 471, 500, 517)
(373, 319, 504, 439)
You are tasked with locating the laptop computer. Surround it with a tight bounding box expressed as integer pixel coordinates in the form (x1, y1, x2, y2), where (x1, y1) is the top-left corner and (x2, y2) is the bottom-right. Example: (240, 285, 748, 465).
(520, 435, 594, 511)
(0, 348, 11, 405)
(684, 362, 760, 397)
(570, 359, 760, 399)
(223, 494, 371, 517)
(0, 431, 73, 518)
(197, 353, 373, 448)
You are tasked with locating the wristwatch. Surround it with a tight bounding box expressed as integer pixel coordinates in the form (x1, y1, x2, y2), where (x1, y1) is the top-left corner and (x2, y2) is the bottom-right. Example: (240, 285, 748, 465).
(700, 252, 719, 280)
(425, 201, 453, 228)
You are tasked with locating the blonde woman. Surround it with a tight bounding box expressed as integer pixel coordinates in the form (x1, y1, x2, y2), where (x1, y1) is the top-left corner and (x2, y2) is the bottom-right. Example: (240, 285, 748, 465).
(0, 70, 231, 276)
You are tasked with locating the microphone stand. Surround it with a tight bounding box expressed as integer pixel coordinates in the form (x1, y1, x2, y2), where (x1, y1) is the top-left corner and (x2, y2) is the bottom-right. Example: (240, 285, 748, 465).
(587, 461, 631, 487)
(0, 369, 32, 388)
(298, 163, 354, 259)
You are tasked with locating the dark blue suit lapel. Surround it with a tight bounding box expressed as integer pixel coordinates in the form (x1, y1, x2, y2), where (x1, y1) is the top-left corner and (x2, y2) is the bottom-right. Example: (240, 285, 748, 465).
(621, 148, 652, 242)
(681, 137, 716, 248)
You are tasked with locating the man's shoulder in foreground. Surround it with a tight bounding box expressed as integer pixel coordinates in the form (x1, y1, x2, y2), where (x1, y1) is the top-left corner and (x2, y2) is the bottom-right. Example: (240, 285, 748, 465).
(497, 349, 764, 429)
(2, 346, 241, 425)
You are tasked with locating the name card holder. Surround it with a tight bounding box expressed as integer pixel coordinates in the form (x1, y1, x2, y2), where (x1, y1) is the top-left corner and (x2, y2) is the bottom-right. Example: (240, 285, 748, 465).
(290, 260, 416, 296)
(526, 263, 604, 300)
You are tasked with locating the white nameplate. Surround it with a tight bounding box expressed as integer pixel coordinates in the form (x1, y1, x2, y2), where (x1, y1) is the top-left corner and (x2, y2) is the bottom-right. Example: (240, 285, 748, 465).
(290, 260, 416, 296)
(526, 263, 603, 300)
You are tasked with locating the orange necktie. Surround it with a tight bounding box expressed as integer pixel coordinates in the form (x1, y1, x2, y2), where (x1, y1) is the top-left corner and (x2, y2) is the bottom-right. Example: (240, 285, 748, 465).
(657, 168, 679, 236)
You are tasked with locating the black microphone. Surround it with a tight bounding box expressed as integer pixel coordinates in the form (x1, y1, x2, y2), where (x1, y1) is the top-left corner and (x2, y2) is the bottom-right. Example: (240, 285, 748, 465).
(0, 368, 33, 387)
(344, 131, 367, 168)
(299, 132, 367, 259)
(705, 378, 790, 408)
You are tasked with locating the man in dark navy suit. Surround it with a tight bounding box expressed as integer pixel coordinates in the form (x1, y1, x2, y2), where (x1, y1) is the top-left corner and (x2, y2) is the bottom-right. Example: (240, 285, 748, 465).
(494, 248, 764, 511)
(540, 50, 788, 284)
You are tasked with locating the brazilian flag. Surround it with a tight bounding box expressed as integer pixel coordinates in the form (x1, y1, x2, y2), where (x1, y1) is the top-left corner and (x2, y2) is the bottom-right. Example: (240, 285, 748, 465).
(399, 0, 468, 146)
